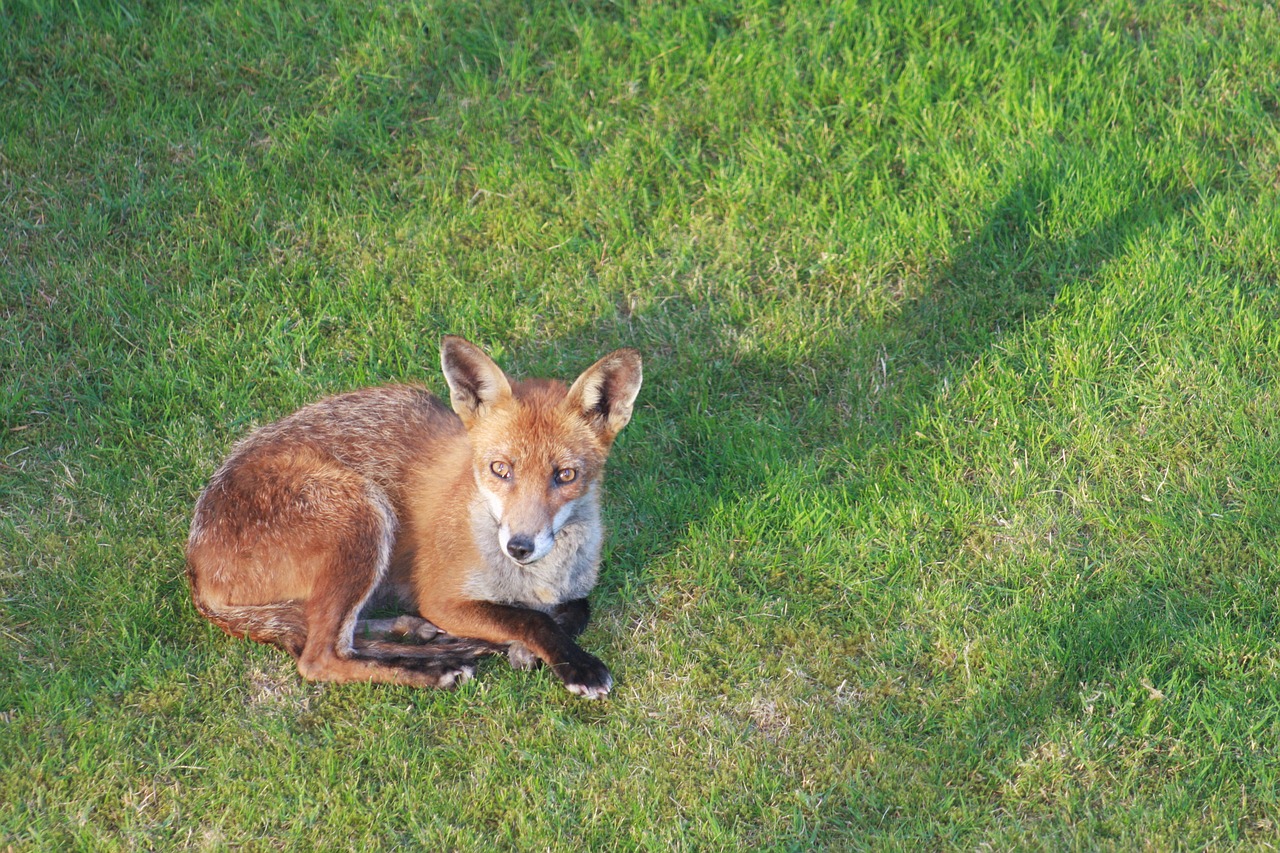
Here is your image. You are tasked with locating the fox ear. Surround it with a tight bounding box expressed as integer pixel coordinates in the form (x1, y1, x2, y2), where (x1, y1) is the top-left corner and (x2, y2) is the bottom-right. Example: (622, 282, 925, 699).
(566, 348, 643, 440)
(440, 336, 513, 426)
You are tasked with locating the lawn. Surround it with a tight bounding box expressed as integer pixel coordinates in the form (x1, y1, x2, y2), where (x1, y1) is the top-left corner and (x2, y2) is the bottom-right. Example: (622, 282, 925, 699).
(3, 0, 1279, 848)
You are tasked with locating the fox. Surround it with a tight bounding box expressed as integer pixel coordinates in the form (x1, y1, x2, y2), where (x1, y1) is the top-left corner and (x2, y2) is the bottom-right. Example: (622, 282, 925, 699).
(185, 336, 642, 699)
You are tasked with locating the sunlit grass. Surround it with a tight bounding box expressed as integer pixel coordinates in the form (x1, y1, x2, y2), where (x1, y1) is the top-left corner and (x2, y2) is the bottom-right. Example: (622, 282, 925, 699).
(3, 0, 1279, 847)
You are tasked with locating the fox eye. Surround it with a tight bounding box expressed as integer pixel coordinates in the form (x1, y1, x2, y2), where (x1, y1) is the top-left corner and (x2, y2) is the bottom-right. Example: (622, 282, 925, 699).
(490, 461, 511, 479)
(554, 467, 577, 485)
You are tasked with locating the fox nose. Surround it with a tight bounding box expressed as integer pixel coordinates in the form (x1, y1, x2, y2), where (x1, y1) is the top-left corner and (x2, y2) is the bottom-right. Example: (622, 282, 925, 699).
(506, 535, 535, 562)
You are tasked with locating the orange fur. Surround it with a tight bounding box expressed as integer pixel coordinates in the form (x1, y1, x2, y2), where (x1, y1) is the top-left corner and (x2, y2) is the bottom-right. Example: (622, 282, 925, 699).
(186, 337, 641, 697)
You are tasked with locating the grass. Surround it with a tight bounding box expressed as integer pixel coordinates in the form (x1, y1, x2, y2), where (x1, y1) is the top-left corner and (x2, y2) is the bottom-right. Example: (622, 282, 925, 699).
(2, 0, 1279, 847)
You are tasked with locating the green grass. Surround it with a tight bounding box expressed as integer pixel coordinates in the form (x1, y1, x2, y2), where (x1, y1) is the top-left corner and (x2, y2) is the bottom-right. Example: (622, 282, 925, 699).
(3, 0, 1280, 847)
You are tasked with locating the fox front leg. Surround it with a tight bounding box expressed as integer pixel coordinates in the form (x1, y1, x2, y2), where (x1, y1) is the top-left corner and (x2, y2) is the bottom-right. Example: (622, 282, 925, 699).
(506, 598, 593, 670)
(440, 600, 612, 698)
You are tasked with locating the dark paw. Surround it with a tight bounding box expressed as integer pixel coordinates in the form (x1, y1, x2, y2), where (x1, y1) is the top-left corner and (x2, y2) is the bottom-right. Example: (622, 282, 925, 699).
(552, 651, 612, 699)
(380, 650, 481, 688)
(421, 661, 475, 689)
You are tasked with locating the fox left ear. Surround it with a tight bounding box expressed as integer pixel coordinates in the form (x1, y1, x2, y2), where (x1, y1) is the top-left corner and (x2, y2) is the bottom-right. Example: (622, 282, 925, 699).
(566, 348, 643, 440)
(440, 336, 514, 427)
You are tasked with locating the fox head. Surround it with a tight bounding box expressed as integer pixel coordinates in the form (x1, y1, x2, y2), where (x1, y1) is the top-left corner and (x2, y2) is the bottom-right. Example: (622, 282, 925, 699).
(440, 336, 643, 566)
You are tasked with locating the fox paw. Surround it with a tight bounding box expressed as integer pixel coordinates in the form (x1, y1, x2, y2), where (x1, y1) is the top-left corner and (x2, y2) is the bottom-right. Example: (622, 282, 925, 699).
(394, 655, 476, 689)
(435, 664, 475, 689)
(555, 653, 612, 700)
(507, 642, 539, 671)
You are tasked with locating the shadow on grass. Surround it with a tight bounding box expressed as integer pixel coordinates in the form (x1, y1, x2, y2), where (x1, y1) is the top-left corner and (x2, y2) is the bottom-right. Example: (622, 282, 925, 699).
(599, 166, 1203, 840)
(588, 152, 1198, 758)
(612, 161, 1194, 556)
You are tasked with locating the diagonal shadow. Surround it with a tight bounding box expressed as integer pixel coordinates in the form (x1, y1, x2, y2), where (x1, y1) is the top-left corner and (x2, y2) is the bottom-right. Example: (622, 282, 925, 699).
(602, 161, 1194, 584)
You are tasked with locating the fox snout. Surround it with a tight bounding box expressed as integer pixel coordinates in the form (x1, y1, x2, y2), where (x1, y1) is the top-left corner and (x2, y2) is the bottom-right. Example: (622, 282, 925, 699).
(506, 535, 535, 561)
(494, 495, 583, 565)
(498, 524, 555, 565)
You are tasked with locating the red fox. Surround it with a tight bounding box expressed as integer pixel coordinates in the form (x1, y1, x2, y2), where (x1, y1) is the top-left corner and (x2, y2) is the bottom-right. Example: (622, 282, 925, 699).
(185, 337, 642, 698)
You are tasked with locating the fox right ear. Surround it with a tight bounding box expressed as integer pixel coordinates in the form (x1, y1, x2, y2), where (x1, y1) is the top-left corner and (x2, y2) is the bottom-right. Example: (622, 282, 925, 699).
(565, 348, 643, 442)
(440, 336, 513, 426)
